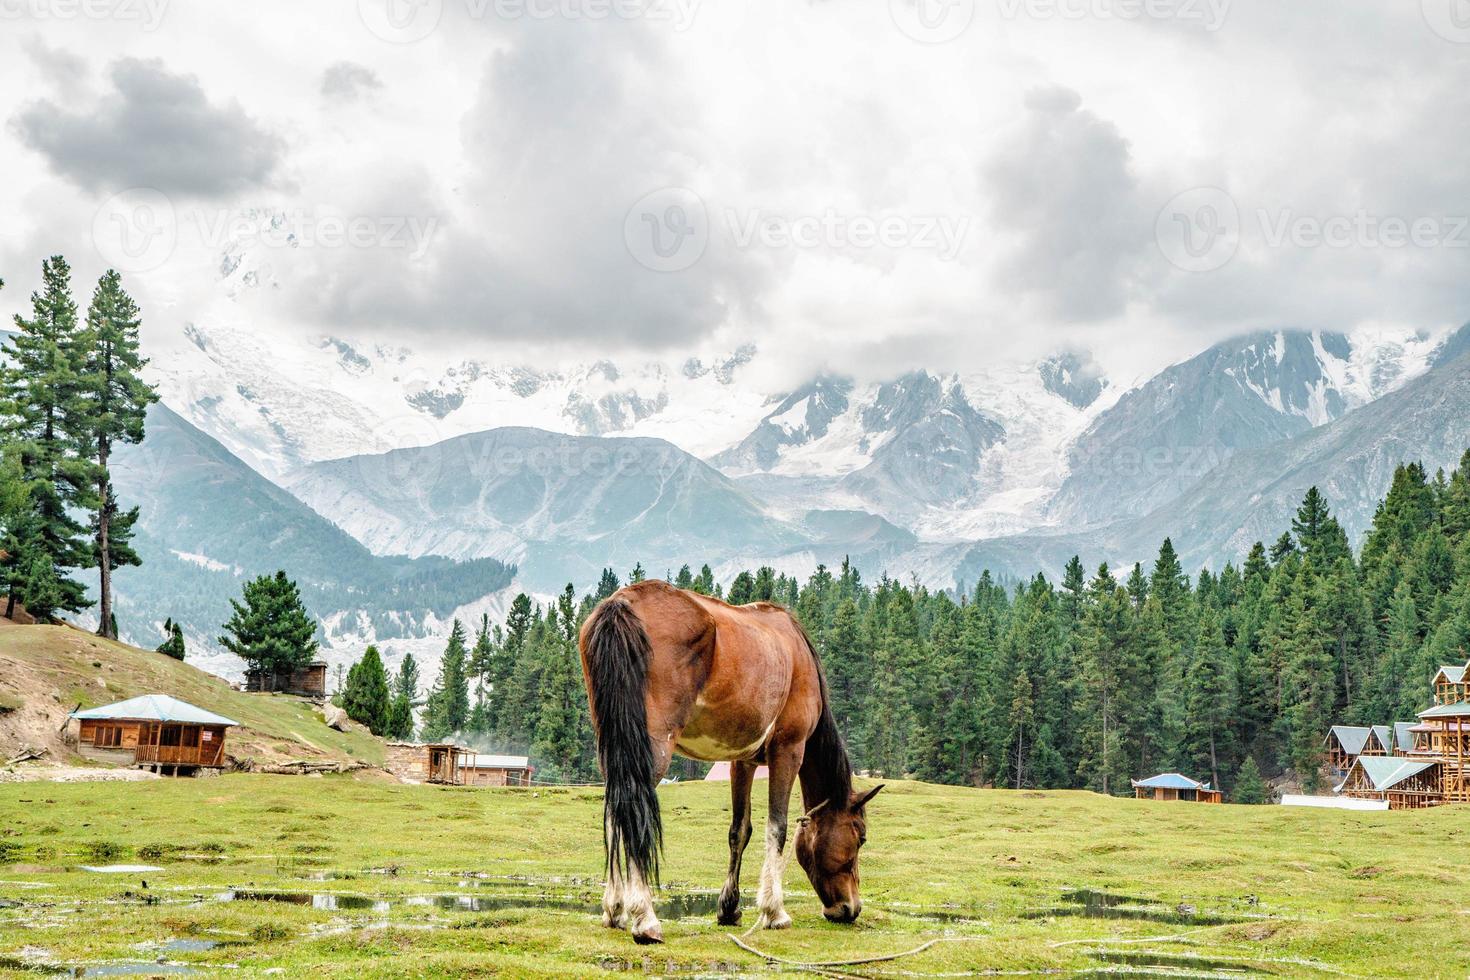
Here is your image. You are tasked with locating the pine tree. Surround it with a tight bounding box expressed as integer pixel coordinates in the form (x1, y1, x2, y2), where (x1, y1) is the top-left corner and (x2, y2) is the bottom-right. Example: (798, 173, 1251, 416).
(531, 584, 595, 781)
(0, 256, 92, 616)
(467, 614, 494, 734)
(78, 270, 157, 639)
(218, 570, 318, 677)
(156, 617, 186, 660)
(420, 620, 471, 740)
(343, 645, 392, 735)
(1183, 608, 1235, 789)
(1231, 755, 1268, 804)
(386, 652, 420, 740)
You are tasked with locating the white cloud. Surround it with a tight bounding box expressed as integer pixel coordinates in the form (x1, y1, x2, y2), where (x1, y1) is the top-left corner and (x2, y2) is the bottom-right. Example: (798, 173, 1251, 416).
(0, 0, 1465, 388)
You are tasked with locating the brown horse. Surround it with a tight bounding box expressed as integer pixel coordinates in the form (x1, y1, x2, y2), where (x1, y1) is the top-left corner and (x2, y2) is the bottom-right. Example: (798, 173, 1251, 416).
(579, 580, 882, 944)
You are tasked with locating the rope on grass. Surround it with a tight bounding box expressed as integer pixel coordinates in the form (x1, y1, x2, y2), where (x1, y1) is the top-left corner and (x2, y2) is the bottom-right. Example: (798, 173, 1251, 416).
(727, 932, 988, 968)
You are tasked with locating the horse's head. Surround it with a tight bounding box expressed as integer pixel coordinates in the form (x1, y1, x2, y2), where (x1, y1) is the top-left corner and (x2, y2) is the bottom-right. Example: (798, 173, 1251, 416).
(794, 784, 883, 923)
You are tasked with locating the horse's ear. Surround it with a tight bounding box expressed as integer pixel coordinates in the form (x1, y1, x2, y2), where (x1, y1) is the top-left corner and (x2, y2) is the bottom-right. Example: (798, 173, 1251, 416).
(852, 784, 884, 809)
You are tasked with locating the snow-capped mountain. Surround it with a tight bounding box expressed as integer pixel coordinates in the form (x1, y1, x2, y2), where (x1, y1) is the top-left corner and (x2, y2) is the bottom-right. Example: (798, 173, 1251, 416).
(149, 320, 773, 482)
(712, 359, 1121, 540)
(1047, 328, 1444, 527)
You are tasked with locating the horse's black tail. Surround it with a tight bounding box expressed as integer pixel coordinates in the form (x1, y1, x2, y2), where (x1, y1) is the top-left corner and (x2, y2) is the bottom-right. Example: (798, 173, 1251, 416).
(583, 597, 662, 885)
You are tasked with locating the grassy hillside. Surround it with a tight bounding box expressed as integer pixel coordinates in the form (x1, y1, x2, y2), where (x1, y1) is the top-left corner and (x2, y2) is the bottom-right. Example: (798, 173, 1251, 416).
(0, 624, 383, 767)
(0, 774, 1464, 977)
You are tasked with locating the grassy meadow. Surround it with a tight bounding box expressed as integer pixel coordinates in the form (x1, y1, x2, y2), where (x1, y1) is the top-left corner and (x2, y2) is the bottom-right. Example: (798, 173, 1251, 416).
(0, 774, 1460, 977)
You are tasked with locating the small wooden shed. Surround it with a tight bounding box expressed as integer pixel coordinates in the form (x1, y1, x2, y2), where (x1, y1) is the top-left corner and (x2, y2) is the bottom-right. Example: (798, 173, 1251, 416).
(383, 742, 533, 786)
(244, 662, 328, 698)
(1131, 772, 1223, 803)
(70, 695, 239, 776)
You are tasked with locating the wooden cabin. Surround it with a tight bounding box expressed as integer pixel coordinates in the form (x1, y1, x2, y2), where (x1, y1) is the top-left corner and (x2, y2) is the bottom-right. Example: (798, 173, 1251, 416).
(1323, 724, 1393, 774)
(1393, 722, 1417, 757)
(383, 742, 533, 787)
(460, 753, 534, 787)
(69, 695, 238, 776)
(244, 661, 328, 698)
(1131, 773, 1223, 803)
(1432, 662, 1468, 706)
(1337, 756, 1443, 809)
(1414, 701, 1470, 803)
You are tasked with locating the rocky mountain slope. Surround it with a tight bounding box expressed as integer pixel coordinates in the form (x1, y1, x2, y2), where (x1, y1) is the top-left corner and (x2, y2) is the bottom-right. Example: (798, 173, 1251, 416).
(284, 426, 807, 590)
(108, 404, 515, 679)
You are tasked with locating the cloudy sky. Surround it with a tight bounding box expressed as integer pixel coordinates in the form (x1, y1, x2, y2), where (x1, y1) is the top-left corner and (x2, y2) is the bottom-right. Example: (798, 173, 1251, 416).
(1, 0, 1468, 387)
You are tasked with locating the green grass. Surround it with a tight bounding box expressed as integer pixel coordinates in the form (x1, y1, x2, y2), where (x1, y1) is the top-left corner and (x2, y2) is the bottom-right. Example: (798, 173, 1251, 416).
(0, 775, 1464, 977)
(0, 625, 383, 765)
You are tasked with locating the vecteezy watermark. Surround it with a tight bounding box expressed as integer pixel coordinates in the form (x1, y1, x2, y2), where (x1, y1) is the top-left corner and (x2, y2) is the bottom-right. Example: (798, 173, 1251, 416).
(725, 208, 971, 261)
(92, 190, 439, 274)
(1157, 186, 1470, 273)
(624, 187, 709, 273)
(357, 0, 698, 42)
(93, 188, 179, 274)
(1155, 187, 1240, 273)
(997, 0, 1230, 30)
(0, 0, 169, 29)
(1422, 0, 1470, 43)
(889, 0, 975, 43)
(194, 209, 439, 260)
(624, 189, 971, 271)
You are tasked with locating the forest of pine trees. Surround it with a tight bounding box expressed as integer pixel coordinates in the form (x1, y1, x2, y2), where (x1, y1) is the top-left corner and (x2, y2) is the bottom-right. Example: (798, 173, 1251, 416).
(0, 257, 157, 637)
(375, 460, 1470, 796)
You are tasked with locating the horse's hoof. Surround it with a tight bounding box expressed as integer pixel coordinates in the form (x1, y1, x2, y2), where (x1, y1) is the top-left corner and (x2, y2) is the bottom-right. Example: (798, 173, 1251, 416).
(716, 910, 741, 926)
(633, 926, 664, 945)
(759, 912, 792, 930)
(602, 912, 623, 929)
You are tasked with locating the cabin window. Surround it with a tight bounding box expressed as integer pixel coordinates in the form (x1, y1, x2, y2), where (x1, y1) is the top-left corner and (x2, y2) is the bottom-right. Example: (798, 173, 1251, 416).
(182, 727, 200, 748)
(95, 725, 123, 748)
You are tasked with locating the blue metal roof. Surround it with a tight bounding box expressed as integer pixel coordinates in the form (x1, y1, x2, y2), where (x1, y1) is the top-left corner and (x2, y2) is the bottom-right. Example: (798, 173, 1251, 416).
(1132, 772, 1211, 791)
(70, 695, 238, 727)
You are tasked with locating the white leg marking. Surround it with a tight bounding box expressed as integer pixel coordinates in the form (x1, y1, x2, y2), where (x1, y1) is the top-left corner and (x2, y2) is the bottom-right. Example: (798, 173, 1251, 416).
(624, 864, 663, 943)
(755, 818, 791, 930)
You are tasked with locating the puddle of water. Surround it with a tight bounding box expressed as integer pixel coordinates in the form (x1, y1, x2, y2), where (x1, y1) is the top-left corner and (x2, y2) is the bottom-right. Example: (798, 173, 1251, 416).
(1023, 890, 1242, 927)
(1089, 949, 1268, 974)
(158, 940, 219, 953)
(77, 866, 164, 875)
(215, 889, 723, 919)
(77, 964, 198, 977)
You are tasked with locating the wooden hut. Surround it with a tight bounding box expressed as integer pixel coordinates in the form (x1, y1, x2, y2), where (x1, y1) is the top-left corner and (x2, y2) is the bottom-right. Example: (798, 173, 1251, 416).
(244, 662, 328, 698)
(1337, 756, 1443, 809)
(382, 742, 533, 786)
(1431, 661, 1468, 706)
(459, 753, 534, 787)
(1323, 725, 1388, 774)
(69, 695, 238, 776)
(1131, 773, 1222, 803)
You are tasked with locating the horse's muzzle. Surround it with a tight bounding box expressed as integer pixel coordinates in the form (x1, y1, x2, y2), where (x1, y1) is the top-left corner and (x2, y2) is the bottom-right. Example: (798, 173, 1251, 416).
(823, 900, 861, 923)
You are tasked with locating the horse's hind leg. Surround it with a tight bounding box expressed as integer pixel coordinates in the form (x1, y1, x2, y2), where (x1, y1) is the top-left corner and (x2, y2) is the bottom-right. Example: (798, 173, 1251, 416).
(602, 814, 626, 929)
(623, 730, 676, 944)
(717, 760, 756, 925)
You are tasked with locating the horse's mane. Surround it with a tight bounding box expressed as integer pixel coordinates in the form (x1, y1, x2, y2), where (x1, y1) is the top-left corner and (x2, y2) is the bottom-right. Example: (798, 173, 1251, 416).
(789, 616, 854, 811)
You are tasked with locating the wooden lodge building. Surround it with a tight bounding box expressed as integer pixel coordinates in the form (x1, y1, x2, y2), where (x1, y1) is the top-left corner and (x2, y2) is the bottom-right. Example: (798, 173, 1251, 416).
(384, 742, 534, 787)
(1331, 653, 1470, 808)
(1323, 724, 1390, 775)
(69, 695, 238, 776)
(243, 661, 328, 698)
(1131, 772, 1223, 803)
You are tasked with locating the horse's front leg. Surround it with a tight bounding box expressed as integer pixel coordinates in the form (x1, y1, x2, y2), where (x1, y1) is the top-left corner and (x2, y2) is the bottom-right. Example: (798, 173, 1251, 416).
(717, 759, 757, 925)
(756, 743, 803, 930)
